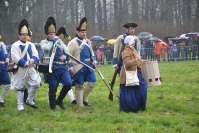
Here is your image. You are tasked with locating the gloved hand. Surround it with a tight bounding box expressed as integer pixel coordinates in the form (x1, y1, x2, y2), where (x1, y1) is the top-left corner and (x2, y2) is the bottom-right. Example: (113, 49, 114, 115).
(50, 36, 58, 44)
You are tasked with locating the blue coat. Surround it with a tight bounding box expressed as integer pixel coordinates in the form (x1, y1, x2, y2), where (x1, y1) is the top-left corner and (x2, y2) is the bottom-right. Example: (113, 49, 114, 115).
(68, 37, 96, 85)
(0, 42, 11, 85)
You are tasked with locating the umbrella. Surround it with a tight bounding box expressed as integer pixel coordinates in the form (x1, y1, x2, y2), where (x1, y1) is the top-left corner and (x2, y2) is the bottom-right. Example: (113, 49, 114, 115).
(164, 36, 175, 43)
(90, 36, 104, 42)
(148, 37, 162, 42)
(107, 39, 116, 45)
(185, 32, 198, 37)
(137, 32, 153, 39)
(170, 37, 179, 41)
(179, 34, 189, 39)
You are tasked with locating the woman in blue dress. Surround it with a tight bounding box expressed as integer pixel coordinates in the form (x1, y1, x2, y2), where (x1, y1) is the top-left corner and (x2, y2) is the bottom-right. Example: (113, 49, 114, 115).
(119, 35, 147, 113)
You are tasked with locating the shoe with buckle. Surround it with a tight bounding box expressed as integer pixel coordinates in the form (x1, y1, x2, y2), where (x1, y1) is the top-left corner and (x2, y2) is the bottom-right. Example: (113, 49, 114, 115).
(83, 101, 91, 106)
(26, 102, 38, 109)
(71, 100, 77, 104)
(56, 102, 66, 109)
(50, 106, 56, 110)
(0, 102, 5, 107)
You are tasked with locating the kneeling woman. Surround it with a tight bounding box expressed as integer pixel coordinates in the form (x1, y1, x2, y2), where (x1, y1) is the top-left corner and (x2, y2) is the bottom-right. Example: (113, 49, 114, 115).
(119, 35, 147, 113)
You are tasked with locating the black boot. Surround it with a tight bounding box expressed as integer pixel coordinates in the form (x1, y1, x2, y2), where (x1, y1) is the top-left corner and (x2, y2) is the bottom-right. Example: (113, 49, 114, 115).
(56, 85, 71, 109)
(0, 102, 5, 107)
(83, 101, 91, 106)
(24, 89, 28, 102)
(49, 89, 56, 110)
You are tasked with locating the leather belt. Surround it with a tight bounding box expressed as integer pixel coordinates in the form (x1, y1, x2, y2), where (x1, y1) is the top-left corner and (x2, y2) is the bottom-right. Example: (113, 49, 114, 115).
(0, 61, 5, 64)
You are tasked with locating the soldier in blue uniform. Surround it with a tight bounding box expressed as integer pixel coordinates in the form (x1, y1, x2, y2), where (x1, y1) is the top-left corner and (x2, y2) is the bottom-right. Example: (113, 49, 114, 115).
(11, 19, 41, 111)
(113, 22, 140, 74)
(0, 35, 11, 107)
(40, 17, 73, 110)
(68, 17, 97, 107)
(56, 27, 76, 104)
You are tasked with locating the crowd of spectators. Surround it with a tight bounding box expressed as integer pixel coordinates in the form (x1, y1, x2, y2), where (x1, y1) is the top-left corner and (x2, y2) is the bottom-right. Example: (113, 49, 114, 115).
(140, 36, 199, 62)
(6, 35, 199, 65)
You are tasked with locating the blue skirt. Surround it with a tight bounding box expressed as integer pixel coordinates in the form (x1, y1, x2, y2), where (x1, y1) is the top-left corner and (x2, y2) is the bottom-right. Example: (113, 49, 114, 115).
(119, 69, 147, 112)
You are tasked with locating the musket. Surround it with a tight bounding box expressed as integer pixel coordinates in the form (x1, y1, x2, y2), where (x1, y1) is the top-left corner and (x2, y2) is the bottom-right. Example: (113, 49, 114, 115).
(65, 52, 95, 71)
(108, 62, 120, 101)
(94, 65, 114, 95)
(90, 58, 116, 100)
(54, 42, 95, 71)
(108, 44, 125, 101)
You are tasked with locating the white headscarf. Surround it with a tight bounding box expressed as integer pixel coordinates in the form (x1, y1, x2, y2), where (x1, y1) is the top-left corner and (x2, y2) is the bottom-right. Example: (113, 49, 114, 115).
(124, 35, 135, 46)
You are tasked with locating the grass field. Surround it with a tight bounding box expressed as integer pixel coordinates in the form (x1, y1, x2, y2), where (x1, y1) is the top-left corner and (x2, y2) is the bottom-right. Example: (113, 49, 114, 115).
(0, 61, 199, 133)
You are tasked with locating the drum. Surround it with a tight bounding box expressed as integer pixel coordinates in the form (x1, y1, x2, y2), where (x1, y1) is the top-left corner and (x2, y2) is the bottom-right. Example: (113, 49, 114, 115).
(141, 60, 162, 87)
(37, 64, 49, 73)
(6, 63, 18, 73)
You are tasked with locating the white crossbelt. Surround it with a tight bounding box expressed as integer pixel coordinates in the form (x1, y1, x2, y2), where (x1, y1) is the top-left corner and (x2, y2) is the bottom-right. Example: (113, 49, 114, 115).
(0, 61, 5, 64)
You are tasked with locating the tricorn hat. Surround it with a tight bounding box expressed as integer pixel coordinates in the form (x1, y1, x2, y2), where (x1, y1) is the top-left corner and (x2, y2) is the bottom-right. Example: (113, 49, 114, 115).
(56, 27, 66, 41)
(18, 19, 29, 35)
(44, 16, 56, 34)
(76, 17, 87, 31)
(123, 22, 138, 28)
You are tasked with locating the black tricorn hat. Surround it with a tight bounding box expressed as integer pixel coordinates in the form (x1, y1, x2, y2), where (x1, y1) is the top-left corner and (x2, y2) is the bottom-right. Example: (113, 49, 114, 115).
(123, 22, 138, 28)
(56, 27, 66, 41)
(56, 27, 66, 36)
(18, 19, 29, 35)
(76, 17, 87, 31)
(44, 16, 56, 34)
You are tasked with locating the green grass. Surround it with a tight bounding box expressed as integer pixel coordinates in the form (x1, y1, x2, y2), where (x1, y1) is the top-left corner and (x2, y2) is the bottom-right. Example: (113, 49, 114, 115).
(0, 61, 199, 133)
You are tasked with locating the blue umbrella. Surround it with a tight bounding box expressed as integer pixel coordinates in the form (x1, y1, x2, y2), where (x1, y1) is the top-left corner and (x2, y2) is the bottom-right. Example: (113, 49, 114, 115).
(90, 36, 104, 42)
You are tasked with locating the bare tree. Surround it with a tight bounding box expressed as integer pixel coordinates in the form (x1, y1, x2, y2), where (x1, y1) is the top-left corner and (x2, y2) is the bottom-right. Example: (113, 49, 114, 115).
(0, 0, 198, 44)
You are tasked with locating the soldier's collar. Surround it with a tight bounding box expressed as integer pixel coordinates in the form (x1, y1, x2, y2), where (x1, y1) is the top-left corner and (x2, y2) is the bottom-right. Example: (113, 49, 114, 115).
(125, 33, 132, 35)
(76, 35, 83, 40)
(20, 40, 26, 43)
